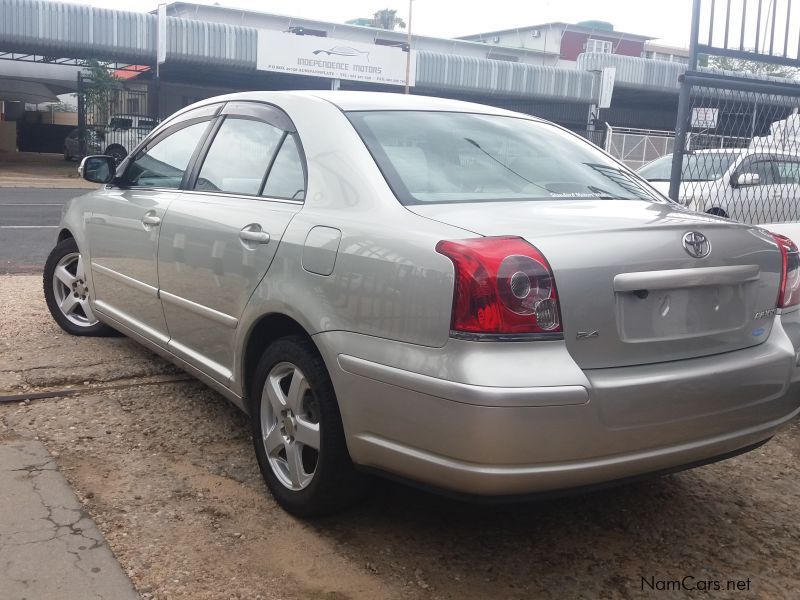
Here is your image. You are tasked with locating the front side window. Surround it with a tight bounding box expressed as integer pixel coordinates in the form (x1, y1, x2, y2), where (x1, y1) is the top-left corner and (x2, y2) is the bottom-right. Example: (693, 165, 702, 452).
(195, 118, 283, 195)
(125, 121, 210, 189)
(737, 159, 775, 186)
(348, 110, 662, 205)
(775, 159, 800, 185)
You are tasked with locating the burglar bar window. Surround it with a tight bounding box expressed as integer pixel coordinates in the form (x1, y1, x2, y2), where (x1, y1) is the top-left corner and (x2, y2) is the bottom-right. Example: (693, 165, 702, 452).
(586, 39, 612, 54)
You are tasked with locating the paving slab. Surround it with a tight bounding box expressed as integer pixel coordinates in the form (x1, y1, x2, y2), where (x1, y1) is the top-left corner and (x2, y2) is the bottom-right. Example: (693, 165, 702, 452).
(0, 439, 139, 600)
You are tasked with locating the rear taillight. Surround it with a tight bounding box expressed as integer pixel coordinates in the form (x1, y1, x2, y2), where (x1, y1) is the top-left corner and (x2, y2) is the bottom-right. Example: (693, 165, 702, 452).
(772, 233, 800, 309)
(435, 236, 563, 338)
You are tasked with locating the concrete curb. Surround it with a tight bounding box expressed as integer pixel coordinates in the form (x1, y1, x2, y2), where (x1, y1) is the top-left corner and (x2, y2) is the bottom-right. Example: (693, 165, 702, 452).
(0, 439, 139, 599)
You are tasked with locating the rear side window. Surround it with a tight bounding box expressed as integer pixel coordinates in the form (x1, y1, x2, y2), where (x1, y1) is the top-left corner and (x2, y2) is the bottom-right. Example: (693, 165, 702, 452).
(775, 159, 800, 185)
(262, 134, 306, 200)
(195, 118, 283, 195)
(126, 121, 210, 189)
(348, 111, 662, 205)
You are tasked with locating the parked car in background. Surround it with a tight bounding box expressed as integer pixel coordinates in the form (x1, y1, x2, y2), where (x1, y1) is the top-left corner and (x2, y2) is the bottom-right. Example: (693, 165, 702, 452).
(45, 92, 800, 516)
(98, 114, 158, 164)
(62, 115, 157, 164)
(63, 127, 100, 161)
(638, 148, 800, 223)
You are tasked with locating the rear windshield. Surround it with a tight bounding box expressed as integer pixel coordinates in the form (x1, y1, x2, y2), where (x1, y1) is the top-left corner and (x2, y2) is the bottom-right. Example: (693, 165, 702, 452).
(638, 151, 740, 182)
(347, 110, 662, 205)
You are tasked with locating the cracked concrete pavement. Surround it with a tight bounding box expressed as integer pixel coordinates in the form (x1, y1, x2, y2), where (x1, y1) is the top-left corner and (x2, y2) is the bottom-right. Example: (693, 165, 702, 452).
(0, 438, 138, 599)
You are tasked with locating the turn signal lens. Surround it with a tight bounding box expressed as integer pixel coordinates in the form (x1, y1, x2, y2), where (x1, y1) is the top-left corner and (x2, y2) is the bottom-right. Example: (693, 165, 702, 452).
(436, 237, 563, 337)
(772, 233, 800, 308)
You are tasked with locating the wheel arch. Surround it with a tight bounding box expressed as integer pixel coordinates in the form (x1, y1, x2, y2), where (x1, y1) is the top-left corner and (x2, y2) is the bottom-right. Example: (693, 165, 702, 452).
(57, 228, 74, 243)
(240, 312, 319, 409)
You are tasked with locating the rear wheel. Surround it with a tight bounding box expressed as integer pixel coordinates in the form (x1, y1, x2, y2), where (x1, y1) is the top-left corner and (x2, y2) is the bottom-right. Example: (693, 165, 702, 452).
(43, 238, 116, 337)
(105, 145, 127, 166)
(251, 336, 368, 516)
(706, 207, 729, 218)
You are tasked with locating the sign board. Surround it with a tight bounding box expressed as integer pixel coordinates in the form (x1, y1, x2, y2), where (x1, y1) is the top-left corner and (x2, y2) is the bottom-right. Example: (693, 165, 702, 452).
(691, 107, 718, 129)
(257, 31, 415, 87)
(598, 67, 616, 109)
(157, 4, 167, 65)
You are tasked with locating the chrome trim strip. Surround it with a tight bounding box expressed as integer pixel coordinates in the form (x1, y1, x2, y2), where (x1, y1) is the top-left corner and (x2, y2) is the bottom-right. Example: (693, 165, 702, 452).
(614, 265, 760, 292)
(93, 299, 169, 345)
(178, 189, 304, 205)
(91, 262, 159, 297)
(337, 354, 588, 408)
(159, 290, 239, 328)
(167, 339, 233, 382)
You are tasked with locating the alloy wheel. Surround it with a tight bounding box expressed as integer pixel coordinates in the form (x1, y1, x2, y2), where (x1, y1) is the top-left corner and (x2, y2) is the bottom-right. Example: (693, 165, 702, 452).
(51, 252, 98, 327)
(260, 362, 321, 490)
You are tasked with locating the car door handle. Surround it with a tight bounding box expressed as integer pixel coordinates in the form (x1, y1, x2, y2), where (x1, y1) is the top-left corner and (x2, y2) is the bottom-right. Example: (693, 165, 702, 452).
(141, 214, 161, 226)
(239, 228, 270, 244)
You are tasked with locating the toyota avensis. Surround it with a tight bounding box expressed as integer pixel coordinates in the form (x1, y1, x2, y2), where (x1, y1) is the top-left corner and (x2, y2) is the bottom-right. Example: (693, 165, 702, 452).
(44, 91, 800, 516)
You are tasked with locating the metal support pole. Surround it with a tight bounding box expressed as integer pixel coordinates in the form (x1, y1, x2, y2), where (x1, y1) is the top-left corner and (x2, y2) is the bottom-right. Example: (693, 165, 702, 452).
(404, 0, 413, 94)
(77, 72, 86, 157)
(668, 0, 701, 202)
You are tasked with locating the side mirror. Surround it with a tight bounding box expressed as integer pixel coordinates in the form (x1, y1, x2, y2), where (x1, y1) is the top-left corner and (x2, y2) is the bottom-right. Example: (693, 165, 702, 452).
(733, 172, 760, 187)
(79, 155, 116, 184)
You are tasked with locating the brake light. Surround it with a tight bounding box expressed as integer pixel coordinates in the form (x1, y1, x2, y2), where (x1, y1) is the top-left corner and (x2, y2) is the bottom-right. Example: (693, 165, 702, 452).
(772, 233, 800, 308)
(435, 236, 563, 337)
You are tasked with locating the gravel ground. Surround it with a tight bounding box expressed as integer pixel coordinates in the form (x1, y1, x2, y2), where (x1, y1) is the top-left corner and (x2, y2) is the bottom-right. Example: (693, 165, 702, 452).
(1, 273, 799, 599)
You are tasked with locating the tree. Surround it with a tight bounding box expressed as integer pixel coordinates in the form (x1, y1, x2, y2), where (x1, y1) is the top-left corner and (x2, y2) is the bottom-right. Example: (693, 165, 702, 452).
(371, 8, 406, 30)
(706, 54, 800, 80)
(78, 59, 119, 126)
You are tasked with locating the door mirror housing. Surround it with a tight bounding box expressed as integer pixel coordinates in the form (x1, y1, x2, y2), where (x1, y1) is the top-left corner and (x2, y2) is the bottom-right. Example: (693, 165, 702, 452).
(79, 155, 116, 184)
(732, 172, 760, 188)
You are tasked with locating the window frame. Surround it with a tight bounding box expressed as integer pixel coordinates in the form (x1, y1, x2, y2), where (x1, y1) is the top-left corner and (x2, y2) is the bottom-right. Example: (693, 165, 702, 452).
(586, 38, 613, 54)
(182, 101, 308, 204)
(733, 155, 778, 187)
(119, 116, 217, 191)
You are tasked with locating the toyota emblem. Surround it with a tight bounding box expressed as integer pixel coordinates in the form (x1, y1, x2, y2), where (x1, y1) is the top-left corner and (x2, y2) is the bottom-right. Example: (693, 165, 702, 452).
(682, 231, 711, 258)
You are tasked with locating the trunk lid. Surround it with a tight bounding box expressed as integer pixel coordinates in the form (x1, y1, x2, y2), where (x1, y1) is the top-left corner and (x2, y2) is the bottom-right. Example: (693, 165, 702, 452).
(411, 199, 782, 368)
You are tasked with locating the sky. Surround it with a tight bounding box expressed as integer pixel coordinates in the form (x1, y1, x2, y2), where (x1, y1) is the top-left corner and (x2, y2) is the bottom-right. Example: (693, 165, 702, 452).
(54, 0, 696, 47)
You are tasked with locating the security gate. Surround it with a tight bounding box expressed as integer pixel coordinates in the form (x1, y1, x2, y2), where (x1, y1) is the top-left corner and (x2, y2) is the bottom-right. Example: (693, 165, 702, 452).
(76, 72, 156, 164)
(670, 0, 800, 225)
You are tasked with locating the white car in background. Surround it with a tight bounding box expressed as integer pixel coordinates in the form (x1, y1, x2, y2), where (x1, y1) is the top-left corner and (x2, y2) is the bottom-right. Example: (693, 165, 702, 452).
(638, 149, 800, 224)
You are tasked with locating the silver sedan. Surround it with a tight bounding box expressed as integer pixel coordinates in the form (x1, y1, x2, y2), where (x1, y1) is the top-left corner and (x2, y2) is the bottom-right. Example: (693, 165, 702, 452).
(44, 91, 800, 516)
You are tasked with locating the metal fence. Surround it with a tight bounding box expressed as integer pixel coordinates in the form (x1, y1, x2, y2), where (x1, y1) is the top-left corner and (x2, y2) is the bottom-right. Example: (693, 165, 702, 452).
(77, 75, 155, 164)
(670, 0, 800, 226)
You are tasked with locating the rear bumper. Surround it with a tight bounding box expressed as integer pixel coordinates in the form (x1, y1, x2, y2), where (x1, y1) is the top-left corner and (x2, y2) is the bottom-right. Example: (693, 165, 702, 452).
(314, 314, 800, 496)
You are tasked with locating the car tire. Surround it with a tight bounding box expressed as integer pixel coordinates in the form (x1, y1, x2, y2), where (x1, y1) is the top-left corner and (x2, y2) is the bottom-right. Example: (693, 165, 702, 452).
(250, 335, 368, 517)
(43, 237, 116, 337)
(106, 145, 127, 166)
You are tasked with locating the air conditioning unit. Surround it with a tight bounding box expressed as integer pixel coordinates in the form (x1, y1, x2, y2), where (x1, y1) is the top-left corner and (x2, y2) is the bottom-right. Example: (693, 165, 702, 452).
(531, 29, 541, 38)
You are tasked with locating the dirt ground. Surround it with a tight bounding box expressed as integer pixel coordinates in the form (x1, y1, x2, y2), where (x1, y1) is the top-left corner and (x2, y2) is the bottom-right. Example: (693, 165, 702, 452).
(1, 273, 799, 599)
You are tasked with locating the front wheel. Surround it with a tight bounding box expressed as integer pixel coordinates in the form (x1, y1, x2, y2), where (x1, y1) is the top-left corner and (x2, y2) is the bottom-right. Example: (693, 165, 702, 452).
(43, 238, 116, 337)
(251, 336, 368, 516)
(105, 145, 127, 166)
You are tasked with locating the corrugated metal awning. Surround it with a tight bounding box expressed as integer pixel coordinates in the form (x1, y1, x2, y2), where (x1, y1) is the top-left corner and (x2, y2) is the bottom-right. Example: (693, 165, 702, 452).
(417, 50, 596, 103)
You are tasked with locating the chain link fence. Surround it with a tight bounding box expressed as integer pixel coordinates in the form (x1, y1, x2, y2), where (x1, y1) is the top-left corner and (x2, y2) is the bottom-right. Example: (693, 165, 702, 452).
(665, 85, 800, 225)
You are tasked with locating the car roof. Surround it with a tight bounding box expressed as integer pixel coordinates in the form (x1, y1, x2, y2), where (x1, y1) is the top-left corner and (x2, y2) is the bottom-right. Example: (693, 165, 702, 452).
(193, 90, 534, 119)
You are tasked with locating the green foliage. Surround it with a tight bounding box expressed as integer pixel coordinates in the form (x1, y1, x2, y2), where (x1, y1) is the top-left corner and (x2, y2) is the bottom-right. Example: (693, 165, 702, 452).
(372, 8, 406, 30)
(707, 54, 800, 80)
(79, 59, 119, 124)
